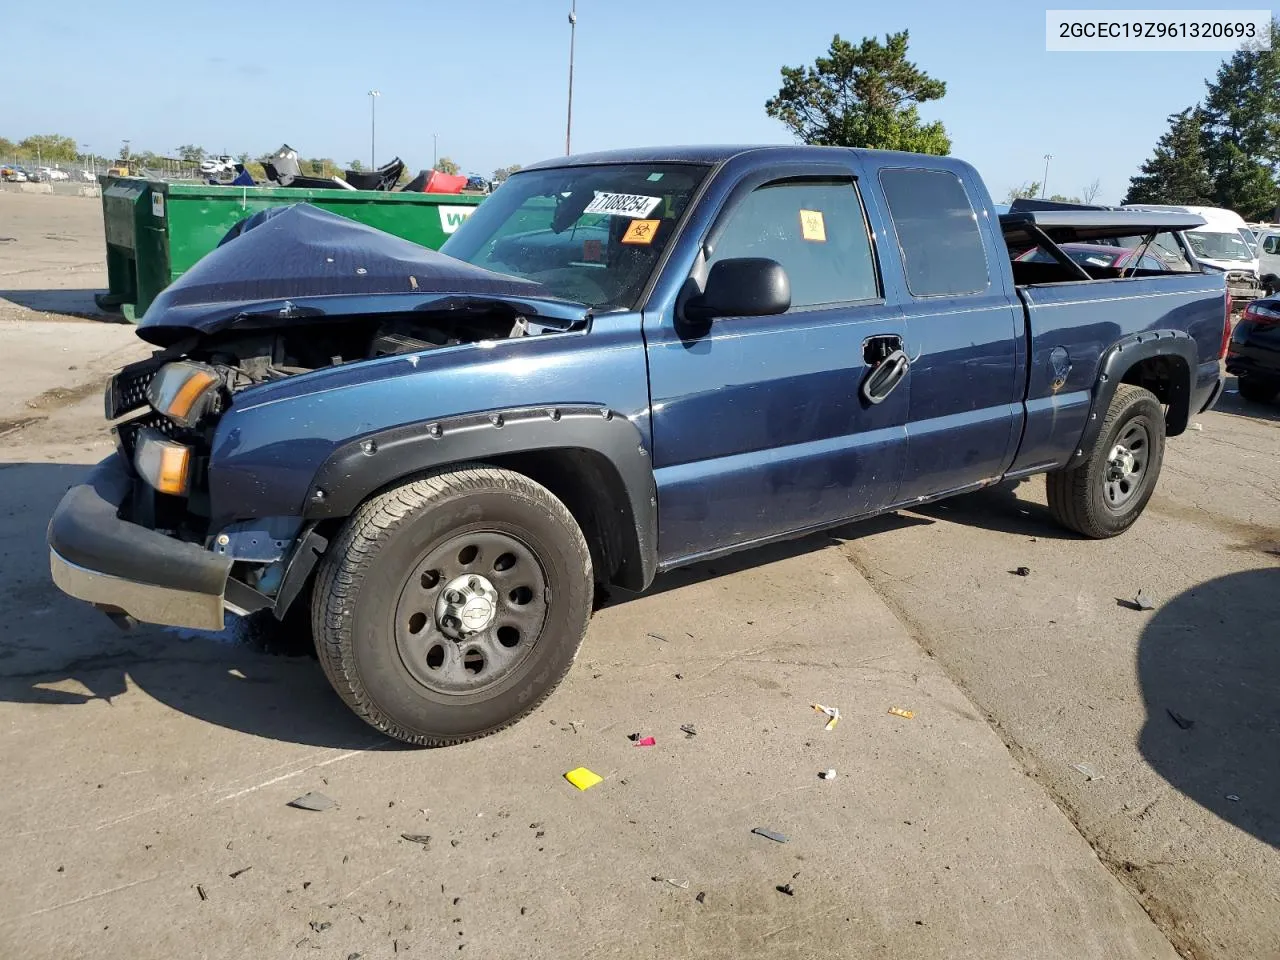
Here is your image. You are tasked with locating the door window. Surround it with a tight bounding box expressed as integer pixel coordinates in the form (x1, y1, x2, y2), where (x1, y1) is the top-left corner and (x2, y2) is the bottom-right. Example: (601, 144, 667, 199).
(708, 179, 880, 308)
(878, 168, 990, 297)
(1265, 235, 1280, 255)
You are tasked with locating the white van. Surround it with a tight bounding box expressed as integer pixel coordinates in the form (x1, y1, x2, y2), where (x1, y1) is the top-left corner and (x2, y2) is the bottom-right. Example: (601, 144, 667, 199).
(1122, 203, 1262, 302)
(1257, 227, 1280, 293)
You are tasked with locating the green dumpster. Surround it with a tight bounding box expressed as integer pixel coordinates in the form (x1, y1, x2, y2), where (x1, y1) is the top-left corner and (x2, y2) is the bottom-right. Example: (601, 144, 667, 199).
(95, 178, 486, 321)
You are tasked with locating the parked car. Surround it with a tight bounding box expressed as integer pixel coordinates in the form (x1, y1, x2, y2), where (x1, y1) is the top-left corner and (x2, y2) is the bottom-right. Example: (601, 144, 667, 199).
(1257, 228, 1280, 294)
(1123, 203, 1263, 304)
(1, 164, 28, 182)
(1225, 294, 1280, 403)
(48, 145, 1230, 745)
(38, 167, 70, 182)
(1015, 242, 1169, 272)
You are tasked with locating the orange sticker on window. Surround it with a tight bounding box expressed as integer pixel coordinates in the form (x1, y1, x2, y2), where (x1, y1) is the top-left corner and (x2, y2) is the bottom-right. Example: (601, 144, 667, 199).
(621, 219, 660, 245)
(799, 209, 826, 242)
(583, 238, 602, 262)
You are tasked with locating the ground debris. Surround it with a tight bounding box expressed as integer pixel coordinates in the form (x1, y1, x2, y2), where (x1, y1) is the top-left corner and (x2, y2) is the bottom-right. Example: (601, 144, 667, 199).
(400, 834, 432, 846)
(888, 707, 915, 720)
(1117, 590, 1156, 612)
(819, 768, 838, 780)
(196, 884, 208, 901)
(752, 827, 788, 843)
(695, 891, 706, 904)
(1011, 566, 1031, 577)
(288, 792, 337, 812)
(1166, 709, 1195, 730)
(776, 883, 795, 896)
(651, 876, 690, 889)
(1072, 762, 1103, 781)
(679, 724, 697, 738)
(229, 866, 252, 879)
(811, 703, 840, 731)
(309, 921, 331, 933)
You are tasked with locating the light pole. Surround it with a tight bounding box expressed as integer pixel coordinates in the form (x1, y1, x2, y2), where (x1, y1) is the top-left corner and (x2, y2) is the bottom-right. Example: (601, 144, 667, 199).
(565, 0, 577, 155)
(433, 132, 439, 170)
(368, 90, 381, 169)
(1041, 154, 1052, 199)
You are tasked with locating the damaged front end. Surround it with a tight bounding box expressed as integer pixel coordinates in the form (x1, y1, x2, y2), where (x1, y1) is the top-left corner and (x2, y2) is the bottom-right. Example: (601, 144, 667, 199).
(50, 204, 590, 631)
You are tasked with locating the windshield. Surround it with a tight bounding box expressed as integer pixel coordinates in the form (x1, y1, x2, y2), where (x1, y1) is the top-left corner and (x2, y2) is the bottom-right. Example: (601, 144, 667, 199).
(440, 163, 710, 310)
(1186, 230, 1253, 262)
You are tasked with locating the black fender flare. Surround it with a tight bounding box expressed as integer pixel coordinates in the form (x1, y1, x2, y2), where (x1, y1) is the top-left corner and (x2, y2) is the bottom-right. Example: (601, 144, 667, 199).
(301, 405, 657, 591)
(1072, 330, 1198, 462)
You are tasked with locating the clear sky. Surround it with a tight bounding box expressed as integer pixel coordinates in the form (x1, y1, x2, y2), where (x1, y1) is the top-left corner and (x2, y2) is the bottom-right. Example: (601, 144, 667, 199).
(4, 0, 1233, 203)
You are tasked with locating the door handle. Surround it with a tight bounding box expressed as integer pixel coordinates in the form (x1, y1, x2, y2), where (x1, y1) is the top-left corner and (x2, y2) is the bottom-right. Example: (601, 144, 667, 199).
(861, 347, 909, 405)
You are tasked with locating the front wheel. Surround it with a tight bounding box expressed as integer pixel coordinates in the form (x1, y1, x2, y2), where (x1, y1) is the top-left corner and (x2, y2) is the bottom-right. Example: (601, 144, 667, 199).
(1046, 384, 1165, 538)
(312, 466, 593, 746)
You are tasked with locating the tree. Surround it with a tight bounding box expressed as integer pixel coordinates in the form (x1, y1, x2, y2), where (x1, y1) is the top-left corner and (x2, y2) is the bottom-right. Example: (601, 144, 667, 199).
(1201, 19, 1280, 217)
(17, 134, 77, 162)
(348, 159, 365, 172)
(1006, 182, 1041, 203)
(1047, 193, 1082, 203)
(493, 164, 522, 183)
(1081, 178, 1102, 204)
(765, 31, 950, 154)
(434, 156, 460, 175)
(1123, 107, 1215, 206)
(176, 144, 206, 162)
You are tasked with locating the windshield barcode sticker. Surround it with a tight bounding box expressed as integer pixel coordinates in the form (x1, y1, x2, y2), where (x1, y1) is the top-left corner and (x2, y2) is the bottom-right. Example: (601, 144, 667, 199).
(584, 192, 663, 218)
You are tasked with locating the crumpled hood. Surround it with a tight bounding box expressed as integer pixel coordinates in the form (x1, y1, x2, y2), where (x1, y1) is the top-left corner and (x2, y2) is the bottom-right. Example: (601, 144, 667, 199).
(136, 203, 585, 346)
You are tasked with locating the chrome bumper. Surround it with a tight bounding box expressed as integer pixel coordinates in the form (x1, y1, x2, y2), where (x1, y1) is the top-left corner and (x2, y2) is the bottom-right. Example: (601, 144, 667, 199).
(46, 454, 234, 631)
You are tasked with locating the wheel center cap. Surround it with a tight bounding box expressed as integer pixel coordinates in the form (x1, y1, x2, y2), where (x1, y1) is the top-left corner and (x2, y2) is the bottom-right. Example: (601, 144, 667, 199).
(1107, 445, 1136, 479)
(436, 574, 499, 639)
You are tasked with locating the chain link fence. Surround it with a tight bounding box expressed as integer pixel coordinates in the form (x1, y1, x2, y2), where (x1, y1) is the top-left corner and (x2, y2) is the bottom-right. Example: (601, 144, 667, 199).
(1, 154, 205, 183)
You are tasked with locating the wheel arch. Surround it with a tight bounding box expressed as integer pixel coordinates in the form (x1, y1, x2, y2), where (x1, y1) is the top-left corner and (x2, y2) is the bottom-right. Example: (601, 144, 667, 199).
(300, 405, 657, 594)
(1073, 331, 1197, 463)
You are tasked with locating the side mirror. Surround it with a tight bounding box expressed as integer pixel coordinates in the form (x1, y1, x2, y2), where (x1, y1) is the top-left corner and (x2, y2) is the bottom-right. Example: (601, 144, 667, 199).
(683, 257, 791, 322)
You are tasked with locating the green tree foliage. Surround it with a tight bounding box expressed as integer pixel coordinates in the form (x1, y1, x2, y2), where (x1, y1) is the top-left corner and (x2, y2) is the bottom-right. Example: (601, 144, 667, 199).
(1006, 182, 1041, 203)
(765, 31, 950, 154)
(1201, 19, 1280, 218)
(16, 134, 77, 162)
(1123, 107, 1215, 206)
(434, 156, 461, 175)
(493, 164, 522, 183)
(176, 144, 206, 162)
(348, 159, 365, 172)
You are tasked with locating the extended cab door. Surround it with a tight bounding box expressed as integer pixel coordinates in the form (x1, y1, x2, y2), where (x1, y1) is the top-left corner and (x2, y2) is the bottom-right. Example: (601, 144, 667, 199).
(868, 164, 1024, 503)
(643, 160, 911, 565)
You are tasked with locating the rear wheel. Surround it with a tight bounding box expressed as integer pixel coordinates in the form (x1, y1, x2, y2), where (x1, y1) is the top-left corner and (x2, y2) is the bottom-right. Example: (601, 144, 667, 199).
(1047, 384, 1165, 539)
(1237, 375, 1278, 404)
(312, 466, 593, 746)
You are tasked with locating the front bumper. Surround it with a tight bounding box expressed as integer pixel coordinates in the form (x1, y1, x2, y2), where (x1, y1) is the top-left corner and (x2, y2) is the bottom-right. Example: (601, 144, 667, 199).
(47, 454, 233, 630)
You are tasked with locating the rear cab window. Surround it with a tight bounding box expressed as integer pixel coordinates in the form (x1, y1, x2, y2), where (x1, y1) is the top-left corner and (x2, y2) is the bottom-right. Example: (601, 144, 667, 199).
(877, 168, 990, 297)
(708, 178, 880, 308)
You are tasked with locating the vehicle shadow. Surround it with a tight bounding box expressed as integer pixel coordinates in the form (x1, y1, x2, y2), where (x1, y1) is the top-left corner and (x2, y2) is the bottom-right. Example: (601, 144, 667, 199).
(1212, 377, 1280, 424)
(1138, 567, 1280, 848)
(0, 288, 119, 320)
(0, 461, 386, 750)
(911, 477, 1083, 540)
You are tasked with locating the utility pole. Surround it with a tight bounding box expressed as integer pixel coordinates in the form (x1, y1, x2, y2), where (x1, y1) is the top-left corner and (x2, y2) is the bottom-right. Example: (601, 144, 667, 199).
(565, 0, 577, 155)
(368, 90, 381, 169)
(1041, 154, 1052, 199)
(433, 133, 439, 169)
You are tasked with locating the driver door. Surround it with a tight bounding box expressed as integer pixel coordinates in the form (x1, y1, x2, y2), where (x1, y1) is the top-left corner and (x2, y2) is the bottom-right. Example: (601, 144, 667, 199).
(644, 166, 911, 564)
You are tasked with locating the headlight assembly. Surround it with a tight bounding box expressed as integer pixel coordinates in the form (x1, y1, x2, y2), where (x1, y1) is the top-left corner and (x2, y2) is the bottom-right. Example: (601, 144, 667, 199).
(134, 428, 193, 496)
(146, 361, 221, 427)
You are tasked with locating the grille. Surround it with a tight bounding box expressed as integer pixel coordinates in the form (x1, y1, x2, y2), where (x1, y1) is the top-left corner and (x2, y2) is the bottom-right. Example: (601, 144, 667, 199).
(105, 360, 161, 420)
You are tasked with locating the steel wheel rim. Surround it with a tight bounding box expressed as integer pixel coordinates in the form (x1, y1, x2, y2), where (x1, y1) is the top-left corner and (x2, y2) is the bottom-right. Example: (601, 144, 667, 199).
(393, 530, 549, 696)
(1103, 420, 1150, 511)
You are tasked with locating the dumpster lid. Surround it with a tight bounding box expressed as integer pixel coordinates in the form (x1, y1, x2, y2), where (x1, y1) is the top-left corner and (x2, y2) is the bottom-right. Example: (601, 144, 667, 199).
(137, 203, 589, 345)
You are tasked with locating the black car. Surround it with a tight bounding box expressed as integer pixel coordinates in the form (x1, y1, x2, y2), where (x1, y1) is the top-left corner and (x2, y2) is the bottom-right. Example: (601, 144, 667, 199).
(1226, 295, 1280, 402)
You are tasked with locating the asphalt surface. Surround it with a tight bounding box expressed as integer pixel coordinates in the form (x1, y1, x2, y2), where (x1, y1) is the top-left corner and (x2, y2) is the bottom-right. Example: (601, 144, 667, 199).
(1, 192, 1276, 960)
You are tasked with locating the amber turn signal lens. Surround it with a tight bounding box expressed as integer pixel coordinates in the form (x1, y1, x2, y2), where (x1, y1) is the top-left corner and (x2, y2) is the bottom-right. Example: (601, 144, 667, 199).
(134, 428, 192, 496)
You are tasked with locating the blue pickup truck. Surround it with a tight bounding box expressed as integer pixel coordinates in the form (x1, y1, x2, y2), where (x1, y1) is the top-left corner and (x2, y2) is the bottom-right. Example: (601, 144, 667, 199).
(48, 145, 1230, 745)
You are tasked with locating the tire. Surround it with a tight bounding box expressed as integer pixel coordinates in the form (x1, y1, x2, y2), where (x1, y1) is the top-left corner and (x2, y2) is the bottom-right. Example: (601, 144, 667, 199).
(312, 465, 593, 746)
(1046, 384, 1165, 539)
(1237, 375, 1278, 404)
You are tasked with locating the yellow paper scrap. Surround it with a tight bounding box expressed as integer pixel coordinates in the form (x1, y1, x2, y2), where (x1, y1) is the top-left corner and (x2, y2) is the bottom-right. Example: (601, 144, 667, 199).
(564, 767, 604, 791)
(811, 703, 840, 731)
(888, 707, 915, 720)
